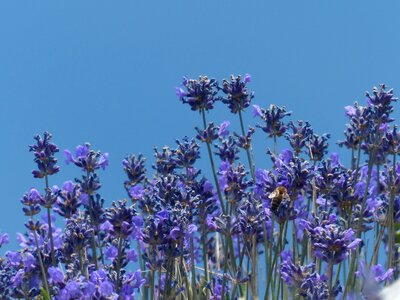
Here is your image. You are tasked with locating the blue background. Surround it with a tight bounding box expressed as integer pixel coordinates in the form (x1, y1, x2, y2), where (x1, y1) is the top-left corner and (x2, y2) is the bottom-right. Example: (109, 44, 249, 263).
(1, 1, 400, 250)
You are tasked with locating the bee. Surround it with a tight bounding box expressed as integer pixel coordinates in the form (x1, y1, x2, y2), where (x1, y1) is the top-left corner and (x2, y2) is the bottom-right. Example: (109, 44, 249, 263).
(268, 186, 290, 211)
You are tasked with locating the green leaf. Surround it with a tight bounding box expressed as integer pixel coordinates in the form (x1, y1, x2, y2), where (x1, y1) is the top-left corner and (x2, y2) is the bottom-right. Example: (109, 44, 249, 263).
(40, 287, 51, 300)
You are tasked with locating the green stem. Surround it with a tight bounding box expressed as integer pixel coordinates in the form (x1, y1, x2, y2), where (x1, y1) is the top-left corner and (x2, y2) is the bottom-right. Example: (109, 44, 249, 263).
(370, 223, 386, 267)
(201, 108, 226, 215)
(190, 237, 197, 300)
(328, 262, 334, 300)
(387, 154, 397, 271)
(87, 192, 99, 269)
(238, 109, 255, 180)
(264, 223, 284, 300)
(334, 262, 342, 291)
(150, 268, 155, 300)
(344, 150, 375, 297)
(201, 224, 210, 299)
(220, 235, 230, 299)
(292, 220, 298, 261)
(231, 237, 247, 298)
(33, 228, 50, 296)
(44, 175, 56, 266)
(115, 237, 124, 292)
(263, 221, 270, 288)
(251, 234, 259, 299)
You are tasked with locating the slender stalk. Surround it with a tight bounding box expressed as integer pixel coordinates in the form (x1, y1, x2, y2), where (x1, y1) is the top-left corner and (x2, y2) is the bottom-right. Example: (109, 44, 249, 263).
(150, 268, 155, 300)
(190, 237, 197, 300)
(157, 264, 162, 300)
(201, 108, 226, 214)
(87, 192, 99, 269)
(264, 223, 284, 300)
(166, 257, 174, 298)
(251, 234, 259, 299)
(292, 220, 298, 261)
(44, 175, 56, 266)
(115, 237, 124, 292)
(344, 150, 376, 297)
(238, 109, 255, 180)
(215, 232, 221, 270)
(275, 220, 289, 300)
(328, 262, 334, 300)
(370, 223, 386, 267)
(33, 228, 50, 296)
(200, 224, 210, 299)
(220, 235, 230, 299)
(231, 236, 247, 298)
(334, 262, 342, 291)
(181, 253, 193, 300)
(387, 154, 397, 270)
(78, 248, 88, 279)
(262, 221, 270, 287)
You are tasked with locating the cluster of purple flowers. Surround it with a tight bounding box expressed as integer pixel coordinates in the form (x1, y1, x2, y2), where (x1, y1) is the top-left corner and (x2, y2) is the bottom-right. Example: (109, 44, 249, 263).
(1, 75, 400, 299)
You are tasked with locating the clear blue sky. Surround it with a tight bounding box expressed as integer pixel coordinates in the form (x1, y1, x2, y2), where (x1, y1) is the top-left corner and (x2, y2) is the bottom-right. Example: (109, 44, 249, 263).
(1, 1, 400, 249)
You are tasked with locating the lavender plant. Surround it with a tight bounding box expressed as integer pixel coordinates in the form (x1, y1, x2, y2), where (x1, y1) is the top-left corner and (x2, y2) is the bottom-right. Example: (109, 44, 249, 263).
(1, 77, 399, 300)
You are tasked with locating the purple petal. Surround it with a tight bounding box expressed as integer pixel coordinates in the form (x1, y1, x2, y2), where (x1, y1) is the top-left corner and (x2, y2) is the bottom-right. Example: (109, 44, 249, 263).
(244, 73, 252, 83)
(252, 105, 263, 118)
(345, 105, 356, 117)
(63, 149, 74, 164)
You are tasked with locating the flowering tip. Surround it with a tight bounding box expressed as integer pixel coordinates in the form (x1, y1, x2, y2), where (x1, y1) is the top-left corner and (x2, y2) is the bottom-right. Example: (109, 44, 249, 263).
(252, 104, 262, 117)
(344, 105, 356, 117)
(244, 73, 252, 83)
(63, 149, 73, 164)
(347, 238, 362, 250)
(175, 87, 187, 98)
(218, 121, 231, 138)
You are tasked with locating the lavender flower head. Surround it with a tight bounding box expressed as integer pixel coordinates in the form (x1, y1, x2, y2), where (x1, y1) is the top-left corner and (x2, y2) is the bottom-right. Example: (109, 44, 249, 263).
(285, 120, 313, 155)
(29, 132, 60, 178)
(366, 84, 397, 124)
(177, 76, 218, 111)
(122, 154, 147, 188)
(307, 133, 331, 162)
(21, 188, 42, 217)
(174, 137, 200, 168)
(219, 74, 254, 113)
(280, 250, 330, 299)
(195, 122, 220, 144)
(54, 181, 82, 219)
(64, 143, 109, 173)
(304, 213, 362, 264)
(254, 104, 291, 138)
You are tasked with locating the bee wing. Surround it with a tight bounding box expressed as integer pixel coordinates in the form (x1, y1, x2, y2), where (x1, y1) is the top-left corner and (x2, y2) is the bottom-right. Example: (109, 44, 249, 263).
(268, 191, 278, 199)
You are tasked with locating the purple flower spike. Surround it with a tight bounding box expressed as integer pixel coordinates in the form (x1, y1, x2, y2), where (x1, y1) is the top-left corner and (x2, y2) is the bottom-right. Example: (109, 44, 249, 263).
(0, 233, 9, 248)
(218, 121, 231, 138)
(255, 104, 291, 138)
(304, 212, 362, 264)
(220, 74, 254, 113)
(178, 75, 218, 111)
(29, 131, 60, 178)
(64, 143, 109, 173)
